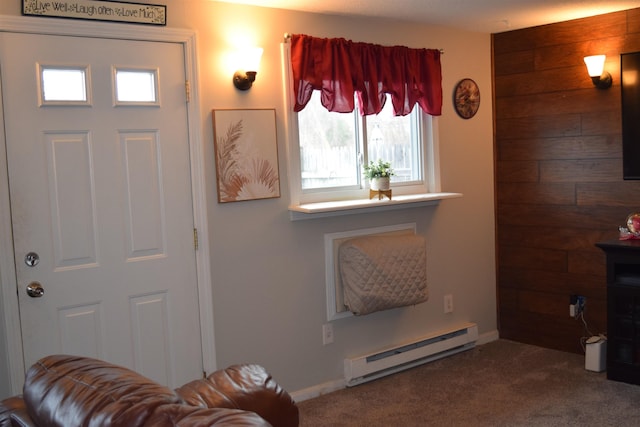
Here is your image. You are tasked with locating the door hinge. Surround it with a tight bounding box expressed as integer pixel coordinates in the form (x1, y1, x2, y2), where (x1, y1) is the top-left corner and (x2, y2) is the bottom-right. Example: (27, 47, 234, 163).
(193, 228, 199, 250)
(185, 80, 191, 103)
(203, 370, 207, 379)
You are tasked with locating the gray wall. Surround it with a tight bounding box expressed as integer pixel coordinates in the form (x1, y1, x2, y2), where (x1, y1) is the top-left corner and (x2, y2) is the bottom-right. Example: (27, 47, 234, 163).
(0, 0, 497, 398)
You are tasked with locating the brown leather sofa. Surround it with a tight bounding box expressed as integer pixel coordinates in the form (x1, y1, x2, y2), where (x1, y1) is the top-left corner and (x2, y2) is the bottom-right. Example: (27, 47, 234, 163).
(0, 354, 299, 427)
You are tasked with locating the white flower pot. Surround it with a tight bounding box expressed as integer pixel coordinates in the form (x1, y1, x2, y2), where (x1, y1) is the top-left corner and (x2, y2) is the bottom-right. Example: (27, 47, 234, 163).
(370, 177, 390, 191)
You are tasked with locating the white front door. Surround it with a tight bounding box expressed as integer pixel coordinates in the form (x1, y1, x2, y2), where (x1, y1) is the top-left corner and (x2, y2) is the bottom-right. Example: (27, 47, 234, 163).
(1, 32, 203, 388)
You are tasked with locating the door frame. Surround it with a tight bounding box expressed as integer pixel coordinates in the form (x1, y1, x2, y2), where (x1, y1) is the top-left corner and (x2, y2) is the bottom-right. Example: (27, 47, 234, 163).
(0, 15, 216, 395)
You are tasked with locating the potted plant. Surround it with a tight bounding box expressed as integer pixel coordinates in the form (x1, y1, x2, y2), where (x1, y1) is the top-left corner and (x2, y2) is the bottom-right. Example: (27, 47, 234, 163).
(363, 159, 394, 191)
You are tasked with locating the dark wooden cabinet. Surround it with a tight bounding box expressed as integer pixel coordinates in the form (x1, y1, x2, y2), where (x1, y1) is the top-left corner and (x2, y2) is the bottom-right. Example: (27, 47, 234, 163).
(596, 239, 640, 385)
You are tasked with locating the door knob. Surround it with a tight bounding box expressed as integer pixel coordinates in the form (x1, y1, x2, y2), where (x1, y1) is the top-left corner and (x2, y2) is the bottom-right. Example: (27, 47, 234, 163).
(26, 282, 44, 298)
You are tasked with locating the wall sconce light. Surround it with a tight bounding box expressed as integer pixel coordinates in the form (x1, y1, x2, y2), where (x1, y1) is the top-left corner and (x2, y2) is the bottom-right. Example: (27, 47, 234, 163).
(233, 47, 263, 90)
(583, 55, 612, 89)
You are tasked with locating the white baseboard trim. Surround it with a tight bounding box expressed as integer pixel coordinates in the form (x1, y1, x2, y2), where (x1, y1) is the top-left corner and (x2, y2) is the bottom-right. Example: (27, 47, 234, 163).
(290, 328, 500, 402)
(477, 329, 500, 345)
(290, 378, 345, 403)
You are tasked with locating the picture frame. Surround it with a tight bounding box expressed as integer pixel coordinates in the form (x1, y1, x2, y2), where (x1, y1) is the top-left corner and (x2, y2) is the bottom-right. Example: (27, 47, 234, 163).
(212, 108, 280, 203)
(22, 0, 167, 26)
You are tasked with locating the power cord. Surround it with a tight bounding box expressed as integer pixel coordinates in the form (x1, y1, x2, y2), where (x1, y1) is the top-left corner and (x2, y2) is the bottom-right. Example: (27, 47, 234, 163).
(577, 307, 606, 352)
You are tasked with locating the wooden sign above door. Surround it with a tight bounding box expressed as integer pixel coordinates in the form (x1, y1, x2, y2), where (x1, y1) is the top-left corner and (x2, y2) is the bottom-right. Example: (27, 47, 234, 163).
(22, 0, 166, 26)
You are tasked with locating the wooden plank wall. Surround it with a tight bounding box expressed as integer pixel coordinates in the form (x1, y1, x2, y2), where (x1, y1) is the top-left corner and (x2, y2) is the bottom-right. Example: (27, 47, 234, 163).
(493, 8, 640, 353)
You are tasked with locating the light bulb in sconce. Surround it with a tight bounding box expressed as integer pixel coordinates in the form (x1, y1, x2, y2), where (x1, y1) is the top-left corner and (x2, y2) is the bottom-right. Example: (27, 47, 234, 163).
(583, 55, 612, 89)
(233, 47, 264, 90)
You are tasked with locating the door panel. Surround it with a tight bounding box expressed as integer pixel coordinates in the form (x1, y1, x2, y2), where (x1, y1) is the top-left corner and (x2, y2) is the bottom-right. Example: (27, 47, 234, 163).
(0, 33, 203, 387)
(47, 132, 98, 269)
(122, 131, 165, 259)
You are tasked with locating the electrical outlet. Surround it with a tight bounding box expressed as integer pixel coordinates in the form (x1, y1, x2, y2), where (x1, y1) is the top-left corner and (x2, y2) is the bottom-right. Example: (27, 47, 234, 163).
(569, 295, 586, 318)
(444, 294, 454, 313)
(322, 323, 334, 345)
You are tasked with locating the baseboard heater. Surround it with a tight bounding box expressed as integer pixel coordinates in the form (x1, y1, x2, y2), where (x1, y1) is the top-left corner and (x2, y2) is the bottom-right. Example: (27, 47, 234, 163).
(344, 322, 478, 386)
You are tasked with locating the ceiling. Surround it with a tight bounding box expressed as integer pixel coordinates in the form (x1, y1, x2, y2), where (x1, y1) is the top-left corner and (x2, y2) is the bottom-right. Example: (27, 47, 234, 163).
(214, 0, 640, 33)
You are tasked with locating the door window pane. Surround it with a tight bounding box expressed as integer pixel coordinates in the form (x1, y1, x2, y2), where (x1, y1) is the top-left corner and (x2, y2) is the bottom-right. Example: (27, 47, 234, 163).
(115, 69, 158, 104)
(40, 66, 88, 103)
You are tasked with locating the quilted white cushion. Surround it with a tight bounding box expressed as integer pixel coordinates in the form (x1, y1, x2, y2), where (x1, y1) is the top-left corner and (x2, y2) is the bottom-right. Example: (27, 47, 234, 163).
(339, 234, 428, 315)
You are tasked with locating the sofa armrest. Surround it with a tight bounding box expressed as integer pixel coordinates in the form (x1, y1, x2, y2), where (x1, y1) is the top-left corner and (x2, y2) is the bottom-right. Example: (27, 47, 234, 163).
(0, 396, 36, 427)
(175, 364, 298, 427)
(148, 404, 273, 427)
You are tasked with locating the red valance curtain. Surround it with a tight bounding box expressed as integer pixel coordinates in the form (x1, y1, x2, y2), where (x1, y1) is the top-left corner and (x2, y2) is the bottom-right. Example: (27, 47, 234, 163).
(290, 33, 442, 117)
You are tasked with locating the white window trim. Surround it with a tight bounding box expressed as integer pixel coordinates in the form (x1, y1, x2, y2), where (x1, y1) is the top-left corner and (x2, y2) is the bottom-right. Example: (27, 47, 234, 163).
(37, 63, 92, 106)
(280, 43, 461, 220)
(112, 66, 161, 107)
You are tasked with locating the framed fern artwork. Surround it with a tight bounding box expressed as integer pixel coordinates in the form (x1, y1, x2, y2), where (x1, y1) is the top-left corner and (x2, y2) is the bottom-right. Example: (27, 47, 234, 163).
(212, 108, 280, 203)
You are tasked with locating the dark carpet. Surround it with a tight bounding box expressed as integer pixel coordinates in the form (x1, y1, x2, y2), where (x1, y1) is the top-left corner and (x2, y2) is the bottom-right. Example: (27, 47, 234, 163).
(297, 339, 640, 426)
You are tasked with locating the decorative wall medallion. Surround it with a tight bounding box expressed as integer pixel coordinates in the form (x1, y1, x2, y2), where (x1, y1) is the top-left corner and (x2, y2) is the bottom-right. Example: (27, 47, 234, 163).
(453, 78, 480, 119)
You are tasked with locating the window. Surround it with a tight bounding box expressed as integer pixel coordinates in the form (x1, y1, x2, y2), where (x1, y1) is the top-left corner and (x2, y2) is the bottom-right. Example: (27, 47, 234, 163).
(113, 68, 159, 106)
(38, 65, 90, 105)
(298, 91, 423, 193)
(290, 90, 436, 206)
(282, 39, 446, 212)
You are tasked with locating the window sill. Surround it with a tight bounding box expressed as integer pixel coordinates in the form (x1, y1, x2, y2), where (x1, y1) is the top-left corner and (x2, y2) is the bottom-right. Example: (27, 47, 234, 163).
(288, 192, 463, 221)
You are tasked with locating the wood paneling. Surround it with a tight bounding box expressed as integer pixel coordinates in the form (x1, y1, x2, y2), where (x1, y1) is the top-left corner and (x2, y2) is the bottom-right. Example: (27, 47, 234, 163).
(497, 204, 629, 230)
(493, 50, 534, 76)
(628, 8, 640, 33)
(496, 115, 581, 139)
(493, 12, 627, 54)
(494, 8, 640, 354)
(499, 267, 606, 296)
(581, 111, 622, 135)
(499, 246, 568, 272)
(577, 182, 640, 206)
(498, 136, 620, 161)
(539, 159, 621, 182)
(497, 225, 612, 252)
(497, 182, 576, 205)
(495, 160, 539, 182)
(496, 90, 615, 119)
